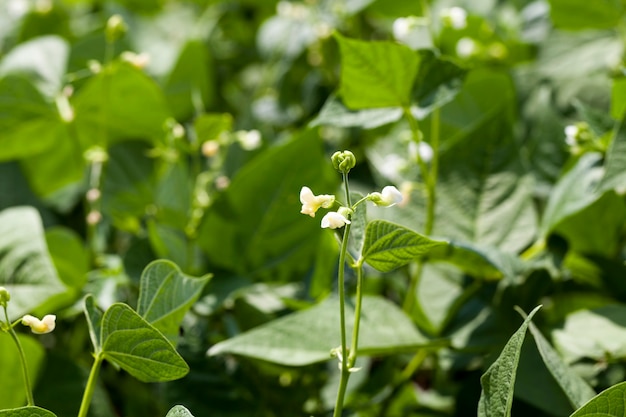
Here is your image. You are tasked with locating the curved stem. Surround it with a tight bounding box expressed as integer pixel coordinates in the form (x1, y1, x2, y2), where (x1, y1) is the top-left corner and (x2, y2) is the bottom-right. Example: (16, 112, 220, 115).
(3, 306, 34, 406)
(78, 353, 103, 417)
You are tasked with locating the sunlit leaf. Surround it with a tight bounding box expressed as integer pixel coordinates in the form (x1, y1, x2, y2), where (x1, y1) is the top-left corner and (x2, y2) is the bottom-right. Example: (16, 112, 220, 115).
(570, 381, 626, 416)
(0, 407, 57, 417)
(101, 303, 189, 382)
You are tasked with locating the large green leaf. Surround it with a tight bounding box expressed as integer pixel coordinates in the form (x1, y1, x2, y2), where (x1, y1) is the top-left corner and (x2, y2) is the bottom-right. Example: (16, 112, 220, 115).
(477, 305, 541, 417)
(72, 61, 172, 145)
(101, 303, 189, 382)
(0, 334, 45, 409)
(198, 130, 337, 281)
(335, 33, 419, 109)
(208, 295, 440, 366)
(0, 207, 67, 320)
(361, 220, 446, 272)
(569, 381, 626, 416)
(309, 95, 403, 129)
(0, 407, 57, 417)
(137, 260, 211, 344)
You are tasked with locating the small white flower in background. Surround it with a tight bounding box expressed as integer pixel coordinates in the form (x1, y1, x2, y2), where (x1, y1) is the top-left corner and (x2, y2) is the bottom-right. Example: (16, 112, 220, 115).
(368, 186, 404, 207)
(441, 7, 468, 30)
(456, 37, 478, 58)
(22, 314, 56, 334)
(564, 125, 579, 146)
(120, 51, 150, 69)
(300, 186, 335, 217)
(321, 211, 351, 229)
(236, 130, 262, 151)
(408, 141, 434, 163)
(215, 175, 231, 190)
(392, 17, 412, 39)
(202, 140, 220, 157)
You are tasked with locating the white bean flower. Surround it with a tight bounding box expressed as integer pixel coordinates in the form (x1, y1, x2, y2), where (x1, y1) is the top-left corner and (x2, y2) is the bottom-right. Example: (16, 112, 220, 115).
(368, 186, 404, 207)
(300, 186, 335, 217)
(22, 314, 56, 334)
(321, 211, 351, 229)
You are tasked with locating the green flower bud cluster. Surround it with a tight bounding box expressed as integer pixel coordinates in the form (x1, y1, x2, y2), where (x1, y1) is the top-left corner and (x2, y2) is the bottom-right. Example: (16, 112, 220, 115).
(331, 150, 356, 174)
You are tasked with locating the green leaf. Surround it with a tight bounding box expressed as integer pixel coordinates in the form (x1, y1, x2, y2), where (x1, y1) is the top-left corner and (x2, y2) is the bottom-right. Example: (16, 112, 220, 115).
(570, 381, 626, 417)
(84, 294, 104, 353)
(0, 334, 45, 409)
(525, 319, 596, 409)
(548, 0, 624, 30)
(45, 227, 88, 289)
(540, 153, 603, 237)
(208, 295, 441, 366)
(198, 130, 337, 281)
(335, 33, 419, 109)
(611, 78, 626, 120)
(137, 260, 211, 344)
(0, 406, 57, 417)
(101, 303, 189, 382)
(0, 206, 67, 320)
(598, 119, 626, 193)
(309, 95, 403, 129)
(164, 40, 214, 121)
(361, 220, 447, 272)
(477, 305, 541, 417)
(72, 62, 172, 145)
(166, 405, 195, 417)
(0, 35, 68, 98)
(428, 241, 506, 280)
(552, 305, 626, 365)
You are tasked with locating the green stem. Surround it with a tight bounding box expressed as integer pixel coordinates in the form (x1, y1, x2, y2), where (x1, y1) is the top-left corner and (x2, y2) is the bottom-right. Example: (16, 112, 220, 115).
(3, 306, 34, 406)
(333, 172, 353, 417)
(348, 263, 364, 368)
(78, 353, 103, 417)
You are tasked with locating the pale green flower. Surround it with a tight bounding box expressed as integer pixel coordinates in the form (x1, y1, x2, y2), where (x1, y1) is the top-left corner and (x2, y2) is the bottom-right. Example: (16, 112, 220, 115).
(300, 186, 335, 217)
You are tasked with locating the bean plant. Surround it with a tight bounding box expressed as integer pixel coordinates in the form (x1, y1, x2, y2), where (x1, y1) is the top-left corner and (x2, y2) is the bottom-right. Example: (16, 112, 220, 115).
(2, 0, 626, 416)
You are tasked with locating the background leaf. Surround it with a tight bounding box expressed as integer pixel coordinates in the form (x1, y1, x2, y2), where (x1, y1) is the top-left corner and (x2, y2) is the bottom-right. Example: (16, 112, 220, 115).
(165, 405, 195, 417)
(0, 206, 67, 320)
(0, 334, 45, 409)
(0, 407, 57, 417)
(335, 33, 419, 109)
(208, 295, 440, 366)
(569, 381, 626, 417)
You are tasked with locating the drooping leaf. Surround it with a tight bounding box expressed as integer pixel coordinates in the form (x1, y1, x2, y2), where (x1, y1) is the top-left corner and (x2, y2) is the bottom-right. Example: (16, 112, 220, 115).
(335, 33, 419, 109)
(137, 260, 211, 344)
(569, 381, 626, 417)
(0, 406, 57, 417)
(0, 334, 45, 409)
(166, 405, 195, 417)
(361, 220, 446, 272)
(477, 305, 541, 417)
(525, 319, 596, 409)
(208, 295, 441, 366)
(0, 206, 67, 320)
(101, 303, 189, 382)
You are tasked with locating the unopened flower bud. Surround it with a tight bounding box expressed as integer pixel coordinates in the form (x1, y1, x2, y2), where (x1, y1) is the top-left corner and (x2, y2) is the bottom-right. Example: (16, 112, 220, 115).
(106, 14, 127, 42)
(368, 186, 404, 207)
(331, 150, 356, 174)
(0, 287, 10, 306)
